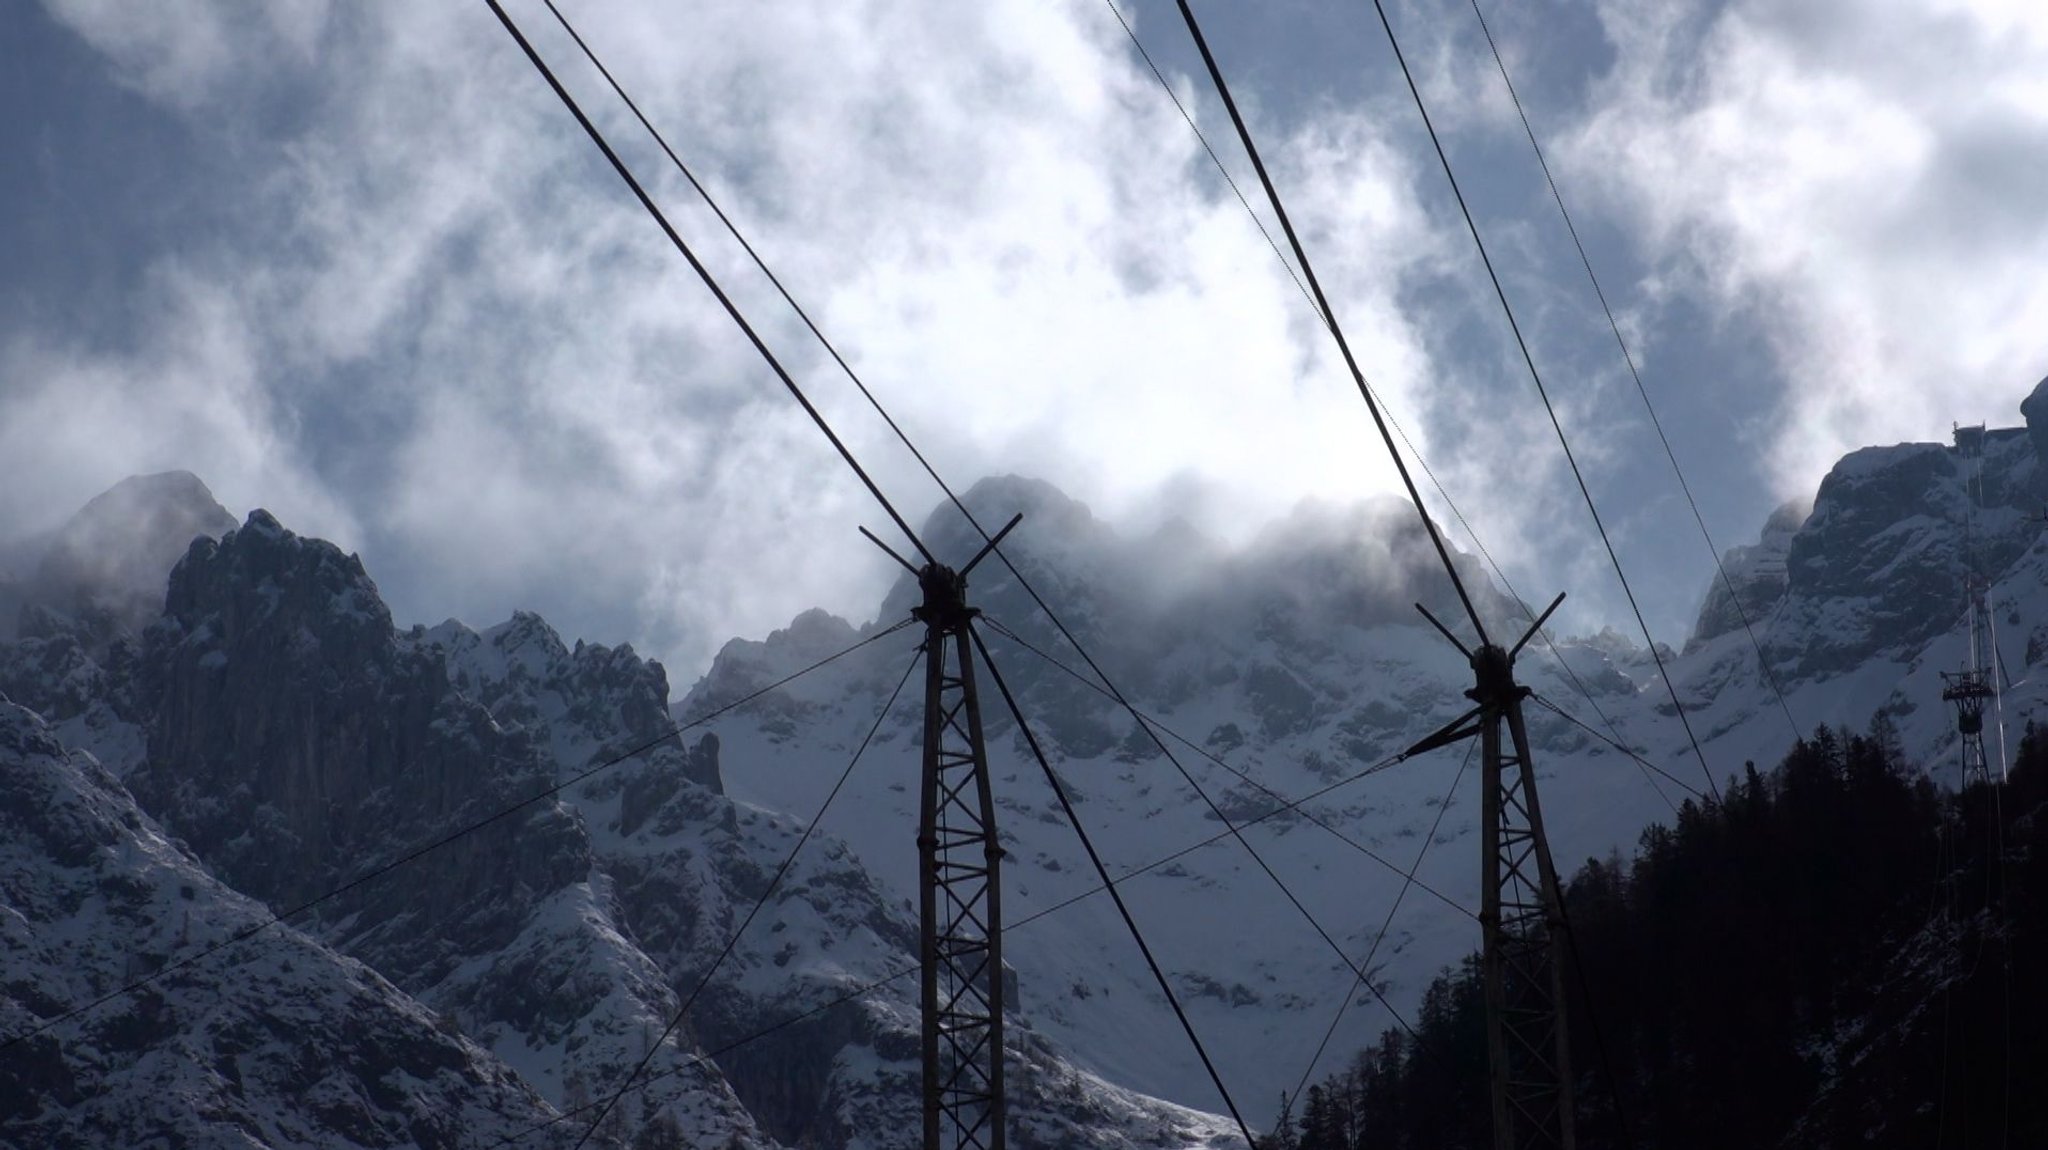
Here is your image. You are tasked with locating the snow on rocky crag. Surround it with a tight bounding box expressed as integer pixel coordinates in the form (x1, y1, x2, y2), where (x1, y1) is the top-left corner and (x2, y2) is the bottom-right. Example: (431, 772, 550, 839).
(683, 381, 2048, 1115)
(0, 472, 1230, 1148)
(4, 374, 2045, 1146)
(0, 698, 563, 1148)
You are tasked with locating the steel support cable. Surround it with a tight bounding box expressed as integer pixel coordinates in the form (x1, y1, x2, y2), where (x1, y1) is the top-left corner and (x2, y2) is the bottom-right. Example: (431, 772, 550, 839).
(1008, 747, 1434, 925)
(939, 586, 1451, 1086)
(1102, 0, 1653, 813)
(1, 619, 917, 1053)
(503, 740, 1418, 1145)
(1352, 0, 1722, 802)
(530, 0, 1526, 995)
(1290, 740, 1474, 1109)
(1098, 0, 1318, 319)
(532, 0, 1290, 817)
(1170, 0, 1490, 645)
(508, 12, 1435, 1134)
(545, 0, 1658, 849)
(567, 648, 922, 1150)
(982, 616, 1473, 919)
(968, 624, 1259, 1148)
(975, 627, 1477, 1105)
(520, 14, 1588, 1126)
(1463, 0, 1801, 745)
(1530, 692, 1702, 804)
(483, 0, 933, 566)
(1391, 426, 1658, 804)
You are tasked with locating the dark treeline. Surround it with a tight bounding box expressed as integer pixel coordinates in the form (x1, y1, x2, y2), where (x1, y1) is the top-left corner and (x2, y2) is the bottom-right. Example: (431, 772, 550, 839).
(1267, 718, 2048, 1149)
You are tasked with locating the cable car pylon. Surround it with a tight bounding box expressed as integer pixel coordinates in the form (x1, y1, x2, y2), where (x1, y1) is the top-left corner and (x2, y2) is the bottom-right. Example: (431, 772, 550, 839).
(1942, 423, 1999, 788)
(866, 512, 1025, 1150)
(1408, 592, 1578, 1150)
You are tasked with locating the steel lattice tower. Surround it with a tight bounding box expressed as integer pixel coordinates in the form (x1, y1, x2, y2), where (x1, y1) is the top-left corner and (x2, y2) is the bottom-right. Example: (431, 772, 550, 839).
(911, 545, 1008, 1150)
(1943, 425, 1999, 788)
(1942, 666, 1995, 788)
(1474, 644, 1576, 1150)
(1412, 600, 1577, 1150)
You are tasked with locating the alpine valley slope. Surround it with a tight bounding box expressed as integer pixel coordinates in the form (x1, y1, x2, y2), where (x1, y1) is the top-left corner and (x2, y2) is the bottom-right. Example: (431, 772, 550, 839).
(4, 368, 2042, 1145)
(0, 473, 1234, 1149)
(0, 697, 567, 1149)
(679, 380, 2048, 1116)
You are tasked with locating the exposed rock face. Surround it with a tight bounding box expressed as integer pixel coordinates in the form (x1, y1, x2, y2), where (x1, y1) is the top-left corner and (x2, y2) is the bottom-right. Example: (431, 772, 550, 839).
(680, 477, 1649, 1113)
(1687, 498, 1809, 655)
(0, 701, 566, 1149)
(19, 397, 2046, 1147)
(1, 480, 1233, 1148)
(119, 511, 769, 1144)
(2021, 374, 2048, 481)
(134, 511, 588, 945)
(1757, 424, 2038, 681)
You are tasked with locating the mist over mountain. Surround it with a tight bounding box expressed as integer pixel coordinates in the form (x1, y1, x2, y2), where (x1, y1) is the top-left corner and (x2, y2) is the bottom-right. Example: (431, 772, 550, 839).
(2, 382, 2044, 1144)
(682, 383, 2048, 1112)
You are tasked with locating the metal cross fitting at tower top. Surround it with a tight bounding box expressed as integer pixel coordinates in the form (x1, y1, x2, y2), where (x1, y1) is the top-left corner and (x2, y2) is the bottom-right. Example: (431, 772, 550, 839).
(869, 513, 1024, 1150)
(1410, 594, 1578, 1150)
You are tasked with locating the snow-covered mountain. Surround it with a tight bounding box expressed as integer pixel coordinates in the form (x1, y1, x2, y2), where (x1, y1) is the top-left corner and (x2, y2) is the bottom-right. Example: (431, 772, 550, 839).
(4, 376, 2043, 1145)
(0, 473, 1232, 1148)
(0, 698, 565, 1148)
(679, 381, 2048, 1115)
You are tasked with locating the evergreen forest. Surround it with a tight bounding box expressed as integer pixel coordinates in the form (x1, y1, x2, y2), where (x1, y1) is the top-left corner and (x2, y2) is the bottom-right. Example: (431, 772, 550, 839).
(1266, 719, 2048, 1149)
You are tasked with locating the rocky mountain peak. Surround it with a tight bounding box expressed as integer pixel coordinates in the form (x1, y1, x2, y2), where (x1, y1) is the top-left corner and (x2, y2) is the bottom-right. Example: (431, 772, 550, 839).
(1680, 384, 2043, 690)
(9, 470, 236, 649)
(162, 508, 392, 656)
(2023, 373, 2048, 477)
(0, 701, 566, 1149)
(137, 510, 587, 935)
(1686, 496, 1810, 654)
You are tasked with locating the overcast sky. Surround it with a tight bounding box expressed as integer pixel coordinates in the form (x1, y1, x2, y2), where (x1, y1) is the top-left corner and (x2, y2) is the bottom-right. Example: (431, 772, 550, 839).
(3, 0, 2044, 681)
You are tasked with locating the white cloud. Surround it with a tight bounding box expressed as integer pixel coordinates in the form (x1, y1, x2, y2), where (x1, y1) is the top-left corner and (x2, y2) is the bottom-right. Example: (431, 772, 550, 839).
(0, 263, 360, 545)
(14, 0, 1455, 674)
(1568, 0, 2048, 493)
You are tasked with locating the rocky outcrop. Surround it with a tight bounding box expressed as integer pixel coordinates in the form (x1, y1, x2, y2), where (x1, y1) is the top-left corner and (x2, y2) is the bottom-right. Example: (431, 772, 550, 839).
(1749, 418, 2039, 680)
(0, 701, 564, 1149)
(1686, 498, 1808, 654)
(2020, 374, 2048, 483)
(115, 511, 778, 1145)
(133, 511, 589, 956)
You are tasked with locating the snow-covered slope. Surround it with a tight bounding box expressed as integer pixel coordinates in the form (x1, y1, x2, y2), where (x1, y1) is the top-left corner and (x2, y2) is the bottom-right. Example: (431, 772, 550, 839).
(677, 386, 2048, 1115)
(2, 481, 1235, 1148)
(8, 377, 2044, 1144)
(418, 579, 1236, 1149)
(0, 698, 567, 1148)
(678, 478, 1678, 1113)
(1662, 403, 2045, 783)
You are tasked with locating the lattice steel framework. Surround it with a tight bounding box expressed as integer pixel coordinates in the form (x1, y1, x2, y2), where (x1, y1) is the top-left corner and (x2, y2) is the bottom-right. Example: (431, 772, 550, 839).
(1474, 643, 1576, 1150)
(1942, 424, 2001, 788)
(1942, 666, 1995, 788)
(915, 559, 1005, 1150)
(1412, 600, 1576, 1150)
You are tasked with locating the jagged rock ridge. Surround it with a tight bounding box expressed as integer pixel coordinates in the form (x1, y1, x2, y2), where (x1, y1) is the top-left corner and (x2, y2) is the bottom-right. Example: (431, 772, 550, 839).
(1, 481, 1234, 1148)
(0, 699, 566, 1149)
